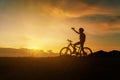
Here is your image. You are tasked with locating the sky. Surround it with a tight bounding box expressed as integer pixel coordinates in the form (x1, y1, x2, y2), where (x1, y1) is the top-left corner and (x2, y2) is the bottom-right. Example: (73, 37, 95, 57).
(0, 0, 120, 54)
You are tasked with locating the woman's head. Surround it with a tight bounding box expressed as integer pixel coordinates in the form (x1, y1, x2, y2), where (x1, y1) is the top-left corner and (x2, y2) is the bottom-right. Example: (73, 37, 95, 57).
(79, 28, 84, 33)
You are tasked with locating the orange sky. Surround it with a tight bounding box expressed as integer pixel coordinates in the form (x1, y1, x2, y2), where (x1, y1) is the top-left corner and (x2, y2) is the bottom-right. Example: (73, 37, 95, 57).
(0, 0, 120, 54)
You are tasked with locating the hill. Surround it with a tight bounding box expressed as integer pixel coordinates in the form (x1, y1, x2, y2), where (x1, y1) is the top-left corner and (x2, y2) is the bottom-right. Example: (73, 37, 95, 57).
(90, 50, 120, 57)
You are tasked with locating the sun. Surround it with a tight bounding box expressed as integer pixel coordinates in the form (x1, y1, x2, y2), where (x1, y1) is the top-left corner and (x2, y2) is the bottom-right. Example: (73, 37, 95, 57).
(25, 39, 42, 50)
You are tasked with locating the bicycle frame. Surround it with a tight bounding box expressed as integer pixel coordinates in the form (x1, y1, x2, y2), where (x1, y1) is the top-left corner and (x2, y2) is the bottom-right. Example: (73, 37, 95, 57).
(66, 39, 81, 54)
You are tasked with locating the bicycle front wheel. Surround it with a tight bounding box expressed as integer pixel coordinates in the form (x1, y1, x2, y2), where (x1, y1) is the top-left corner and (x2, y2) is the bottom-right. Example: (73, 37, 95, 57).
(59, 47, 72, 56)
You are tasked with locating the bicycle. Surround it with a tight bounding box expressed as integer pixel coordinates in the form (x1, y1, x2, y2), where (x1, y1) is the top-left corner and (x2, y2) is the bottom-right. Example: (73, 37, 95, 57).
(59, 39, 92, 57)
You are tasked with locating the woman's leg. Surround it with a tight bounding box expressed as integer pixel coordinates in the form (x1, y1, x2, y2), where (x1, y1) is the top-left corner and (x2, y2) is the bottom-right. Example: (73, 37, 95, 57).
(73, 41, 80, 53)
(80, 42, 87, 55)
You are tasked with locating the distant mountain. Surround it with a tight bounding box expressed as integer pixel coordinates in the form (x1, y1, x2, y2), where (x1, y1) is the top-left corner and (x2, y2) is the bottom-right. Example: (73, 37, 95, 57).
(0, 48, 30, 57)
(0, 48, 58, 57)
(91, 50, 120, 57)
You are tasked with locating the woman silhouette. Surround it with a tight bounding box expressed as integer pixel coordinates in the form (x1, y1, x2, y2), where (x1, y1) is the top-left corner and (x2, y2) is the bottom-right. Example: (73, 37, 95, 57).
(71, 27, 86, 54)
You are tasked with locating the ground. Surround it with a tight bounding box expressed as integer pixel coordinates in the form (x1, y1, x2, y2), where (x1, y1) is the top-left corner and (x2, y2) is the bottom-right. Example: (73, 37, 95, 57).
(0, 56, 120, 80)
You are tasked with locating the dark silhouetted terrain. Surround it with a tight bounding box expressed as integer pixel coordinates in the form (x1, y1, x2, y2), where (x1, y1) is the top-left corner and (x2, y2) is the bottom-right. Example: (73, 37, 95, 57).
(0, 50, 120, 80)
(90, 50, 120, 57)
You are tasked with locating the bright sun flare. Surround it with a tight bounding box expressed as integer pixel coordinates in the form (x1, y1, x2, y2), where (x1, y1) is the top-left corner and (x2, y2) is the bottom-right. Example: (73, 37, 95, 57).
(26, 45, 40, 50)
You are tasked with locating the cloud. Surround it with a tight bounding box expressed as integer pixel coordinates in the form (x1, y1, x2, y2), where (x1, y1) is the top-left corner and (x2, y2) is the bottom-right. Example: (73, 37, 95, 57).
(0, 0, 120, 31)
(0, 0, 120, 32)
(1, 0, 120, 17)
(70, 14, 120, 23)
(37, 0, 120, 17)
(79, 0, 120, 6)
(66, 14, 120, 35)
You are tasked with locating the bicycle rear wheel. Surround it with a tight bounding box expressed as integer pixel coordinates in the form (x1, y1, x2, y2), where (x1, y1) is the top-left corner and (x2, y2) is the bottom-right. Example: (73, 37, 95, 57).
(80, 47, 92, 56)
(59, 47, 72, 56)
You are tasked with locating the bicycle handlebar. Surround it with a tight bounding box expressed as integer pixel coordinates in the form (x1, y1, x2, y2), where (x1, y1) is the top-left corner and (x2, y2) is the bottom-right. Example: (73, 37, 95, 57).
(67, 39, 72, 42)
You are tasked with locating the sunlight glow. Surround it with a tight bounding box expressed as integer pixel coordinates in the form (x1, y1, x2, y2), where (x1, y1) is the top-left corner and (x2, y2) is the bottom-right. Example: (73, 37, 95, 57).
(26, 45, 40, 50)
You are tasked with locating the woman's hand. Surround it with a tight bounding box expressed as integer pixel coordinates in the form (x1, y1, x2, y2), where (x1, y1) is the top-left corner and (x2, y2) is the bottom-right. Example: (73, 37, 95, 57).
(71, 27, 75, 30)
